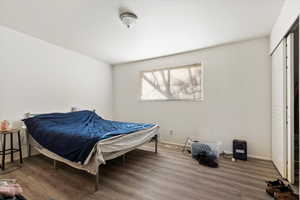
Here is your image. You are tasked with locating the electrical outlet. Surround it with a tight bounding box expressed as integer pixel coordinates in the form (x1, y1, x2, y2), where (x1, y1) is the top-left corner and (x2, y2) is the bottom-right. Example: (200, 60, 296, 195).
(169, 130, 174, 136)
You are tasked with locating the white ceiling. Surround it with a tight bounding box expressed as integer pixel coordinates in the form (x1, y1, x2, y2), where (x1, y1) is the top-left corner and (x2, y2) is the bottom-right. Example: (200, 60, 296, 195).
(0, 0, 284, 64)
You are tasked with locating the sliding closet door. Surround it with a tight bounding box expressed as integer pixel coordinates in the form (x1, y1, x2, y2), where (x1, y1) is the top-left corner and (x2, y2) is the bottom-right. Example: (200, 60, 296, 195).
(286, 33, 295, 183)
(272, 39, 287, 178)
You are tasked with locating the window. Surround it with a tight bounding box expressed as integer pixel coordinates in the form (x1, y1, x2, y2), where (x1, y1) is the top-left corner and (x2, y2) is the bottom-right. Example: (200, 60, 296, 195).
(140, 63, 203, 101)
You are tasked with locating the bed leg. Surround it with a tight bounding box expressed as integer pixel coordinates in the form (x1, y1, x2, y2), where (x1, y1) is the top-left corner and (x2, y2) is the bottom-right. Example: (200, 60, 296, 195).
(122, 154, 126, 165)
(95, 165, 100, 191)
(53, 160, 57, 169)
(154, 135, 158, 154)
(26, 131, 32, 158)
(27, 144, 32, 158)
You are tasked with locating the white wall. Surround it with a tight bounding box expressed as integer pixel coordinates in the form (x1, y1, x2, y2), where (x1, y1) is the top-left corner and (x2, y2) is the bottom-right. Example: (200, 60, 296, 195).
(0, 25, 113, 125)
(113, 37, 271, 159)
(270, 0, 300, 53)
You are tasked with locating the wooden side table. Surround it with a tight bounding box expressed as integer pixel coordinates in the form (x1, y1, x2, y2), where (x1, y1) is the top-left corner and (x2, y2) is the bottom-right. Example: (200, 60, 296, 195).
(0, 129, 23, 170)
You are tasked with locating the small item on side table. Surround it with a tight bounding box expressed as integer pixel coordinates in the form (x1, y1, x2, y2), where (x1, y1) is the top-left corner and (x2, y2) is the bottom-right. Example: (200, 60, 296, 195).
(0, 129, 23, 171)
(0, 121, 9, 131)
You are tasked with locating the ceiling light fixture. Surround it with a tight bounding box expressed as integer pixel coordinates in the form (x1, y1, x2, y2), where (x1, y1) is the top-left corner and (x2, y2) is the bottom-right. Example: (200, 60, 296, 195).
(120, 12, 138, 28)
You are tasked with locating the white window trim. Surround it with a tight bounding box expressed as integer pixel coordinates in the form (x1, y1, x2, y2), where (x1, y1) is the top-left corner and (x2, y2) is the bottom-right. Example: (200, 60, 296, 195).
(139, 63, 204, 102)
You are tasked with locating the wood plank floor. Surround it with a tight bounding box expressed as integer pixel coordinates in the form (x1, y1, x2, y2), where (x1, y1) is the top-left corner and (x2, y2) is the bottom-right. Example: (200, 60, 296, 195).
(1, 144, 279, 200)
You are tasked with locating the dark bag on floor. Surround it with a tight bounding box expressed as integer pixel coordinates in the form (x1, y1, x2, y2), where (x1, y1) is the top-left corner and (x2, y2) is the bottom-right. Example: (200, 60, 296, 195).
(195, 151, 219, 168)
(191, 142, 219, 168)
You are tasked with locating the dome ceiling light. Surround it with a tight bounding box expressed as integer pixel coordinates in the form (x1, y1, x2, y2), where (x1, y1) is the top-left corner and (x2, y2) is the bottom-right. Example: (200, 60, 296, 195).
(120, 12, 138, 28)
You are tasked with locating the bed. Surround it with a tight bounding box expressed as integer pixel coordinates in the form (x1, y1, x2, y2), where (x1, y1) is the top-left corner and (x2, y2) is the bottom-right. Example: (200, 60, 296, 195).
(23, 110, 159, 191)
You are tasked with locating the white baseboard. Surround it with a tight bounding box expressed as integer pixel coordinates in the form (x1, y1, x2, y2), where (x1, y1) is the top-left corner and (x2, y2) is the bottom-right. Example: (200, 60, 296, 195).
(247, 154, 271, 161)
(160, 140, 185, 147)
(160, 140, 272, 161)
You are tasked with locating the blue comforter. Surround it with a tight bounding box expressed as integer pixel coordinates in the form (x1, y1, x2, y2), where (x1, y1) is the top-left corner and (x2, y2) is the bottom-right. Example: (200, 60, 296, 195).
(23, 110, 155, 164)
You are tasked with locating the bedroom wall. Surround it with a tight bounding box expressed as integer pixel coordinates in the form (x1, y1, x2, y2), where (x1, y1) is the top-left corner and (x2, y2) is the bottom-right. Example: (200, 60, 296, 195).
(113, 37, 272, 159)
(0, 25, 113, 126)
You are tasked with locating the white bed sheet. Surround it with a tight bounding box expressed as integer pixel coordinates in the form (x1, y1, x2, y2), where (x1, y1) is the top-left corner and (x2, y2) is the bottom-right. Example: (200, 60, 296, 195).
(28, 125, 159, 175)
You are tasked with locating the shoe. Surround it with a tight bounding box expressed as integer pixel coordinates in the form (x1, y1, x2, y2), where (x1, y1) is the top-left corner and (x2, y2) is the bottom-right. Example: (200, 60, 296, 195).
(274, 190, 299, 200)
(265, 179, 284, 187)
(266, 184, 289, 197)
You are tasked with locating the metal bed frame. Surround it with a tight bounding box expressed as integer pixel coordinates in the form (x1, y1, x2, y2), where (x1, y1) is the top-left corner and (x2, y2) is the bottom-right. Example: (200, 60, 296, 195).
(24, 112, 158, 191)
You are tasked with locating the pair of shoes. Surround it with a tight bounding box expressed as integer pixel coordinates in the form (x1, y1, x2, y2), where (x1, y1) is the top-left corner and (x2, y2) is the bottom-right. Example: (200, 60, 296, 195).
(265, 179, 299, 199)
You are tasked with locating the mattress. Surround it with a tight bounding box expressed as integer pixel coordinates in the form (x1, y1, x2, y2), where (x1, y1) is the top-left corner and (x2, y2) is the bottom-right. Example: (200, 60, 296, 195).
(23, 110, 156, 163)
(27, 125, 159, 175)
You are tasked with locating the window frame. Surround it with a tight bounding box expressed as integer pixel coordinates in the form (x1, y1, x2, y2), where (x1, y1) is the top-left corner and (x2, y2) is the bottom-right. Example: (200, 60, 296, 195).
(139, 63, 204, 102)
